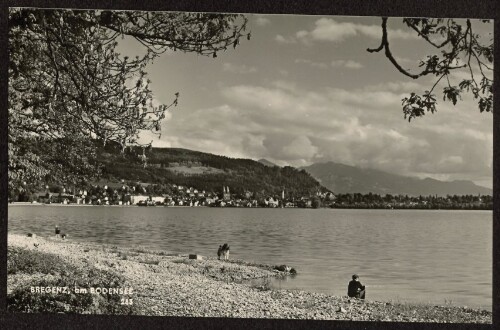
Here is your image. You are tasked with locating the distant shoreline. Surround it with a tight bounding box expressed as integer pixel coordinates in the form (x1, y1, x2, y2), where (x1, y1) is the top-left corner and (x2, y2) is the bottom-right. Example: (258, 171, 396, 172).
(7, 202, 493, 211)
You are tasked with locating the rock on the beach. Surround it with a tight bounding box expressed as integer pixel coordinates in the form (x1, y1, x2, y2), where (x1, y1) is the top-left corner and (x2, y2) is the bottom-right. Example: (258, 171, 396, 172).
(189, 254, 203, 260)
(337, 307, 347, 313)
(274, 265, 297, 274)
(274, 265, 290, 272)
(27, 233, 35, 238)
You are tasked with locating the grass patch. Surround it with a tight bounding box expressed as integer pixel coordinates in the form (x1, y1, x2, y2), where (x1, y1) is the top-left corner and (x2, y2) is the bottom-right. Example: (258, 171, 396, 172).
(7, 247, 137, 315)
(8, 247, 78, 276)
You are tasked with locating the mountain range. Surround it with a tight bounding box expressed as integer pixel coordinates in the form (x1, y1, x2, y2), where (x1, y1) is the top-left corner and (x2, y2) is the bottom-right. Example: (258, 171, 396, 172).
(301, 161, 492, 196)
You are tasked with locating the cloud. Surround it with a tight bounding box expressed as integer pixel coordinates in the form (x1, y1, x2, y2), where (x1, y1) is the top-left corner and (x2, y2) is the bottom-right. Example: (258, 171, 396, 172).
(271, 80, 297, 91)
(150, 104, 265, 159)
(295, 58, 329, 69)
(148, 80, 492, 186)
(222, 62, 257, 74)
(278, 69, 289, 77)
(255, 16, 271, 27)
(283, 136, 318, 159)
(362, 80, 425, 93)
(295, 18, 417, 44)
(261, 134, 320, 164)
(137, 130, 173, 148)
(296, 19, 357, 43)
(394, 56, 416, 64)
(295, 58, 363, 70)
(275, 34, 297, 44)
(331, 60, 363, 69)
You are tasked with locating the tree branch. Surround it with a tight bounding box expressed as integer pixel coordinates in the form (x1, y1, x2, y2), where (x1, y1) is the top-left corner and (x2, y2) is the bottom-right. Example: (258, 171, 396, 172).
(367, 17, 425, 79)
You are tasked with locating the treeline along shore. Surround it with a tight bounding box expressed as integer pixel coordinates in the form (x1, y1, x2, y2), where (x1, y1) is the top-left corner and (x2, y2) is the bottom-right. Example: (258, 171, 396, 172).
(7, 234, 491, 322)
(9, 184, 493, 210)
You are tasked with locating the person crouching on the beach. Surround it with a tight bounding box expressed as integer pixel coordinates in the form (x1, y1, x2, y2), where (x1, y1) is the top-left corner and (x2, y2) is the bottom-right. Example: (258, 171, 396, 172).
(55, 225, 61, 238)
(348, 274, 365, 299)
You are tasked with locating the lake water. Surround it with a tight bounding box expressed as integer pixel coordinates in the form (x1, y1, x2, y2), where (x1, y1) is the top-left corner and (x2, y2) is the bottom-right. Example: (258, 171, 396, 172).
(8, 205, 492, 310)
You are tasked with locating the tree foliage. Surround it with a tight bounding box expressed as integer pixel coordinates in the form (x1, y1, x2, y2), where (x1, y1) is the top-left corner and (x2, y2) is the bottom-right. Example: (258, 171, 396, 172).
(8, 8, 249, 190)
(368, 18, 493, 121)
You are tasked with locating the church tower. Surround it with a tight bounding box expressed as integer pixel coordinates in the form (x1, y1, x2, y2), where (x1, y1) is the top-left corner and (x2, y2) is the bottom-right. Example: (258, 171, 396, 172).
(223, 186, 231, 201)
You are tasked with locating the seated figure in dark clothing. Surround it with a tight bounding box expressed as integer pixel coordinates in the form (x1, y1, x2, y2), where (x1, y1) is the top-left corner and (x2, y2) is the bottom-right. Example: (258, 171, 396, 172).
(348, 274, 365, 299)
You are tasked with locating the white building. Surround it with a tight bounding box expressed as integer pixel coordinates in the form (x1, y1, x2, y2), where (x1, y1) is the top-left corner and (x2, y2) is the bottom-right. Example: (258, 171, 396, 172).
(129, 195, 149, 205)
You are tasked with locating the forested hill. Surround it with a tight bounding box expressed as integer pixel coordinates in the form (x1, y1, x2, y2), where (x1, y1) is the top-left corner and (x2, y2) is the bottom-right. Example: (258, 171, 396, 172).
(97, 144, 328, 197)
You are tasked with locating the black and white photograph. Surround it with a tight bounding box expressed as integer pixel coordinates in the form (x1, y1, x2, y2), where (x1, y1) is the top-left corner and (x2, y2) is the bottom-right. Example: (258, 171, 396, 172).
(6, 5, 493, 324)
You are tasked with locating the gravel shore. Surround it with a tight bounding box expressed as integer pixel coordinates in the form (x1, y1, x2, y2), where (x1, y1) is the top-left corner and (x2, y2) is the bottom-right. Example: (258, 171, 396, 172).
(7, 234, 492, 323)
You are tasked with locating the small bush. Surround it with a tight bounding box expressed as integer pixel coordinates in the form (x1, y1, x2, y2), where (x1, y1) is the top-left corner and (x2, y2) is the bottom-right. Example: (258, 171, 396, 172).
(8, 247, 78, 275)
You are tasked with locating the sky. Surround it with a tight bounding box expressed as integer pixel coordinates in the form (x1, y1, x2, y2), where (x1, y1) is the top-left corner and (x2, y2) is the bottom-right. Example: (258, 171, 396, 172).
(120, 14, 493, 188)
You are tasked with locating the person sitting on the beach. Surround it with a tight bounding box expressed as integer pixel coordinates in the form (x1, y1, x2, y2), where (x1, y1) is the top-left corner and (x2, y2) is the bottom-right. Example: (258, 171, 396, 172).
(347, 274, 365, 299)
(55, 225, 61, 238)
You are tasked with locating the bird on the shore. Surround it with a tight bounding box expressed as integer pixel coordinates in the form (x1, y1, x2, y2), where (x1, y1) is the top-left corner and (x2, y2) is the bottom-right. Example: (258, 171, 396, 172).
(33, 243, 39, 248)
(61, 233, 67, 240)
(217, 243, 230, 260)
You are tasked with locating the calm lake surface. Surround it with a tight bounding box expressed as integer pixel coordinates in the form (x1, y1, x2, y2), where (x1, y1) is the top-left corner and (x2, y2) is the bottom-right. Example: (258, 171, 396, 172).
(8, 205, 492, 310)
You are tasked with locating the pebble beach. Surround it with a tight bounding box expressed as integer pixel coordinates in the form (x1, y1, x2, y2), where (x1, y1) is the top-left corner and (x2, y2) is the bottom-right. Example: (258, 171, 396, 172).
(7, 233, 492, 323)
